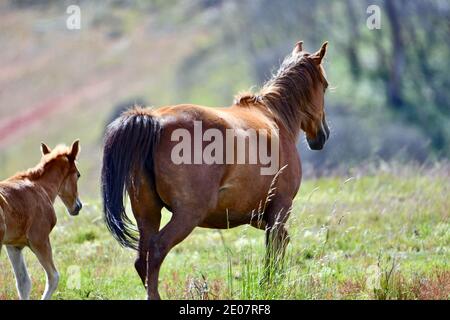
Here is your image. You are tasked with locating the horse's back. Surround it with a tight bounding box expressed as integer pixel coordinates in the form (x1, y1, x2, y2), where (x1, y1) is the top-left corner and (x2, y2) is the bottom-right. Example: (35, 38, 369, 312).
(154, 103, 276, 131)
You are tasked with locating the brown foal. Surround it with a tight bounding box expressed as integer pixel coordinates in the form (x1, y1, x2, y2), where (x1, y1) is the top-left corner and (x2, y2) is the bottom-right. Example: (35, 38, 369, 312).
(102, 41, 330, 299)
(0, 140, 82, 299)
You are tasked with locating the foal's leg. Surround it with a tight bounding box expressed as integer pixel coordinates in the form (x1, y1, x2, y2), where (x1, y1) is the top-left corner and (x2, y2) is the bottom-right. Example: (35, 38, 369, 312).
(6, 246, 32, 300)
(146, 209, 203, 300)
(29, 238, 59, 300)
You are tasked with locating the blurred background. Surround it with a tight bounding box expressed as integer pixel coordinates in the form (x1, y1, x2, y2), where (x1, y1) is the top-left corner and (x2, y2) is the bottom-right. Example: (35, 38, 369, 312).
(0, 0, 449, 196)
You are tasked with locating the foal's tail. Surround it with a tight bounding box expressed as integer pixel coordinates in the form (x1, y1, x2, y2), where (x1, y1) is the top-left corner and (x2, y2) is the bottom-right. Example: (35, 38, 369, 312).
(101, 108, 161, 250)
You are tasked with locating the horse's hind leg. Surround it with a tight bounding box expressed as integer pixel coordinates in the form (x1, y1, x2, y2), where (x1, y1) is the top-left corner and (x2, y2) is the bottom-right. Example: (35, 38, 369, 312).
(6, 246, 32, 300)
(146, 207, 204, 300)
(129, 175, 163, 286)
(29, 238, 59, 300)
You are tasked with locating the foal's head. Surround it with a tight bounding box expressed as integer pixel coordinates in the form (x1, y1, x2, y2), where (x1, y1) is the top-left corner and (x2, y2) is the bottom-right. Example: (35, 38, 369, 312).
(41, 140, 83, 216)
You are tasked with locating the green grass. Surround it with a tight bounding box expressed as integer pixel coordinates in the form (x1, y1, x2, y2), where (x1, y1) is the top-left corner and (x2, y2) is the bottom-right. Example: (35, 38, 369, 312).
(0, 163, 449, 300)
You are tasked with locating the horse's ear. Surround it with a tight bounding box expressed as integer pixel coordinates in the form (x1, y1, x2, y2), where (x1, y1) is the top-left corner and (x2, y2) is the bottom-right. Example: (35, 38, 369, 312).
(292, 41, 304, 54)
(311, 41, 328, 64)
(69, 139, 80, 160)
(41, 142, 51, 155)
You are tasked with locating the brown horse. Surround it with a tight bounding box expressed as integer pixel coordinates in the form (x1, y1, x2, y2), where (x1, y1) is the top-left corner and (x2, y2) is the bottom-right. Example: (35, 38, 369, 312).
(102, 41, 329, 299)
(0, 140, 82, 300)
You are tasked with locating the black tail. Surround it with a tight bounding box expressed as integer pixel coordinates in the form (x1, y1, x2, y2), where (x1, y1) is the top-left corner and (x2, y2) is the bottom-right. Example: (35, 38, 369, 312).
(101, 108, 161, 250)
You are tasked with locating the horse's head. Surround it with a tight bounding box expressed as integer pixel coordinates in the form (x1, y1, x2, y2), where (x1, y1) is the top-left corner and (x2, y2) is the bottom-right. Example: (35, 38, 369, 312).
(292, 41, 330, 150)
(41, 140, 82, 216)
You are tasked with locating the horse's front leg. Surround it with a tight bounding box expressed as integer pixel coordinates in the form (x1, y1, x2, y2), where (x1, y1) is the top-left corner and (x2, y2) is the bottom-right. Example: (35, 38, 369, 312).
(265, 225, 290, 271)
(263, 196, 292, 281)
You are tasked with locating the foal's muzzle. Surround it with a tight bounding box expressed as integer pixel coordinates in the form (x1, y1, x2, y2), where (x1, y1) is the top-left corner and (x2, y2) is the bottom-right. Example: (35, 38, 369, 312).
(307, 118, 330, 150)
(70, 198, 83, 216)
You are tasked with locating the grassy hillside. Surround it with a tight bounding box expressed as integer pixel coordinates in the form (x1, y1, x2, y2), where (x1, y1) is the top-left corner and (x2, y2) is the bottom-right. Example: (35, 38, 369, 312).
(1, 164, 448, 300)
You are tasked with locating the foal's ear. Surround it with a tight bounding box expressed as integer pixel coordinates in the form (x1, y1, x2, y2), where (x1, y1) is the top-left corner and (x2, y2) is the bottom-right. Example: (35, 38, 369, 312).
(311, 41, 328, 64)
(292, 41, 304, 54)
(69, 139, 80, 160)
(41, 142, 51, 156)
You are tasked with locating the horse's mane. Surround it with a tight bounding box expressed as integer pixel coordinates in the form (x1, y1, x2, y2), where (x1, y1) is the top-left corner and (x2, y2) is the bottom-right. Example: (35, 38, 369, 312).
(12, 145, 72, 180)
(235, 51, 327, 138)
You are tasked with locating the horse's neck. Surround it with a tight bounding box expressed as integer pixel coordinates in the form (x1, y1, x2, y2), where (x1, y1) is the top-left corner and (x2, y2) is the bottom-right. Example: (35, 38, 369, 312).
(35, 167, 65, 203)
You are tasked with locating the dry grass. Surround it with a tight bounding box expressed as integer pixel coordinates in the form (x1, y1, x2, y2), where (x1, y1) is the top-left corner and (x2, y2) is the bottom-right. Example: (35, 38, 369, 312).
(411, 270, 450, 300)
(338, 279, 365, 298)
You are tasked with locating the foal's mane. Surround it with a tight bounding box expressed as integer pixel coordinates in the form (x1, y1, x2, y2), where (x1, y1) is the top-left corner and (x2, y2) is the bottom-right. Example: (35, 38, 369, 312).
(12, 145, 73, 180)
(235, 51, 327, 138)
